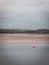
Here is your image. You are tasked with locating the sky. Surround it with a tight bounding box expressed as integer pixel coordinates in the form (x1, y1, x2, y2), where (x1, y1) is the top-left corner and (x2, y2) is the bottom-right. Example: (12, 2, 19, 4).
(0, 0, 49, 30)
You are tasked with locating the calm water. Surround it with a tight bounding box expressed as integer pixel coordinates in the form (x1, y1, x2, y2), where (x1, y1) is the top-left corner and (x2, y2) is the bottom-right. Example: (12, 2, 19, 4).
(0, 43, 49, 65)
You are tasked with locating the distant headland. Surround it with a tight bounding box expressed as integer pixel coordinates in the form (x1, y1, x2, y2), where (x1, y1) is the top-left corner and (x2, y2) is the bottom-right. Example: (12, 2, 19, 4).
(0, 29, 49, 34)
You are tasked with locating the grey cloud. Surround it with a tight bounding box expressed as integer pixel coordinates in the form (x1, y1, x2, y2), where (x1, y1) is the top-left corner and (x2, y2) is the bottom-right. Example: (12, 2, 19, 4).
(0, 0, 49, 29)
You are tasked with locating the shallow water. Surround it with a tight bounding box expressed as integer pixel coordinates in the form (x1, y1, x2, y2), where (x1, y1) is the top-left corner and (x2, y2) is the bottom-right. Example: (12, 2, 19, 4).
(0, 43, 49, 65)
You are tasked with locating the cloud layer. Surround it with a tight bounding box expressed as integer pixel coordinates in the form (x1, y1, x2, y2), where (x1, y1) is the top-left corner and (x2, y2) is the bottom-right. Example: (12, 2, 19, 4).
(0, 0, 49, 29)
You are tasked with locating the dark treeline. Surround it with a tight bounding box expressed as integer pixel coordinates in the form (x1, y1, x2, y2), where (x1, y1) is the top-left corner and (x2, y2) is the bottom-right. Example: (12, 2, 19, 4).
(0, 29, 49, 34)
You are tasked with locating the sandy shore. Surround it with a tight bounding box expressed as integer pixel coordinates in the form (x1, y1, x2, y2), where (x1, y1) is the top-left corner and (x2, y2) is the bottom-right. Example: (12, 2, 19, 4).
(0, 34, 49, 43)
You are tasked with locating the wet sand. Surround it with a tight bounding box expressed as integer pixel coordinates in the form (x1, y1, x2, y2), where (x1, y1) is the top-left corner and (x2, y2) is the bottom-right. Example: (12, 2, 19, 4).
(0, 34, 49, 43)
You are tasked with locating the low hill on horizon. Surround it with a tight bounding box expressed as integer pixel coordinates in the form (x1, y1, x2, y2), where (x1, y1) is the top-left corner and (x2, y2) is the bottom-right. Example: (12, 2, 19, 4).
(0, 29, 49, 34)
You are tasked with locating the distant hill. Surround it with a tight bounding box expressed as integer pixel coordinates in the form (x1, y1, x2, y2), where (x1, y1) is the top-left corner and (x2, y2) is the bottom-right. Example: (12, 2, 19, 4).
(0, 29, 49, 34)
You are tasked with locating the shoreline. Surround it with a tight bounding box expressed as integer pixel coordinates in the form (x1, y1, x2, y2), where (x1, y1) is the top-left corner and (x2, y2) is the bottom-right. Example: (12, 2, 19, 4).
(0, 34, 49, 43)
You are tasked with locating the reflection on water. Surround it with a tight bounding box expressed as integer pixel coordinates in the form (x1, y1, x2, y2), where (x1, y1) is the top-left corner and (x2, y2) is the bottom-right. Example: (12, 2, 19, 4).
(0, 43, 49, 65)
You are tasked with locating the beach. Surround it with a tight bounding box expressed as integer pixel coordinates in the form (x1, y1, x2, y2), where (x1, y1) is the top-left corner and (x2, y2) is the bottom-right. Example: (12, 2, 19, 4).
(0, 34, 49, 43)
(0, 34, 49, 65)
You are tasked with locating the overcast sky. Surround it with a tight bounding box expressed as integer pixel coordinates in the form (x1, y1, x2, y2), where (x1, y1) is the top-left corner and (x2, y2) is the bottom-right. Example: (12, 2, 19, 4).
(0, 0, 49, 30)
